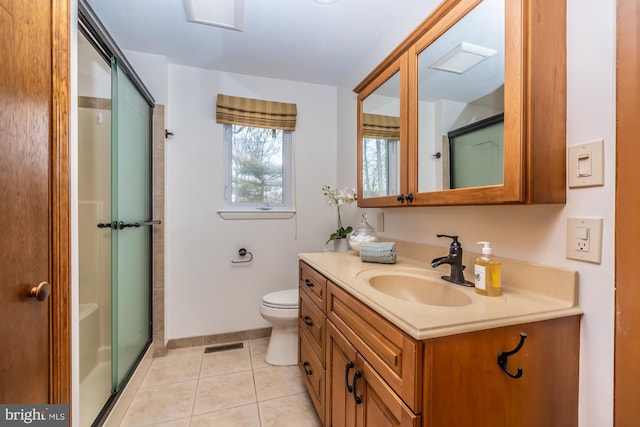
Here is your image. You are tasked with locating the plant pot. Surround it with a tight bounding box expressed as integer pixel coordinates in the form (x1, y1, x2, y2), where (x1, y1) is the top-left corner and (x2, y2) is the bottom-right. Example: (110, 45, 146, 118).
(333, 238, 350, 253)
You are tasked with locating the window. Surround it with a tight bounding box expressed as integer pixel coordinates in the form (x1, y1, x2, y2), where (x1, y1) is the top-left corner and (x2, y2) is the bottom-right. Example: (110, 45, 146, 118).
(215, 94, 297, 217)
(223, 124, 292, 210)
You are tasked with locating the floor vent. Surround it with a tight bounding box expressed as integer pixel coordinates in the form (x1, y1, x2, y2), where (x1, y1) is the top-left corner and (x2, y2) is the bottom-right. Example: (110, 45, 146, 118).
(204, 342, 244, 353)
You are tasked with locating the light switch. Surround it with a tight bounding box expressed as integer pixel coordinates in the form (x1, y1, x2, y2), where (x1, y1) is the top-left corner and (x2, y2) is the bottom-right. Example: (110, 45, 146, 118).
(577, 153, 591, 176)
(568, 140, 604, 188)
(566, 217, 602, 263)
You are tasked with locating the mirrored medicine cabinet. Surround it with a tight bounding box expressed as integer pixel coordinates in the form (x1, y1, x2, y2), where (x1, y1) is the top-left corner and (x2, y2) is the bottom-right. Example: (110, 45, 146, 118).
(355, 0, 566, 207)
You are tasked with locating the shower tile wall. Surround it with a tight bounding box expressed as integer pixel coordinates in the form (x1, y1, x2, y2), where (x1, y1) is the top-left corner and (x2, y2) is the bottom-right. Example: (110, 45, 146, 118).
(152, 105, 167, 357)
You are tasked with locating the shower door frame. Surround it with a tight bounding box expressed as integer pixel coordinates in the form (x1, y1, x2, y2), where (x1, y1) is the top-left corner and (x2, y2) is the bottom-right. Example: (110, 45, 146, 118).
(78, 0, 156, 420)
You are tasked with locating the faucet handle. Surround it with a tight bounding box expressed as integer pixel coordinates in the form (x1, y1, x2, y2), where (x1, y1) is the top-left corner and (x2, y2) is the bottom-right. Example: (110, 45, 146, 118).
(436, 234, 460, 245)
(436, 234, 462, 254)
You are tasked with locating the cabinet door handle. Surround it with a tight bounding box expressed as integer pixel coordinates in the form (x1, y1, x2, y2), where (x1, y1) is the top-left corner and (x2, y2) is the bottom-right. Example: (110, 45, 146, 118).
(396, 194, 405, 203)
(497, 332, 527, 379)
(352, 370, 362, 404)
(304, 279, 314, 287)
(303, 316, 313, 326)
(406, 193, 414, 203)
(345, 361, 354, 393)
(303, 361, 313, 376)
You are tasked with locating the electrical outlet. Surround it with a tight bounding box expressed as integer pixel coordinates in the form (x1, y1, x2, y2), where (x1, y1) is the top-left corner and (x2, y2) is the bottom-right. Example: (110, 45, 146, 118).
(566, 217, 602, 263)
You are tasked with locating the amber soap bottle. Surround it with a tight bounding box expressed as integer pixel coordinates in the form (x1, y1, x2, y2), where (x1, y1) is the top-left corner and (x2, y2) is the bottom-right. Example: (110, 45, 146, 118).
(474, 242, 502, 297)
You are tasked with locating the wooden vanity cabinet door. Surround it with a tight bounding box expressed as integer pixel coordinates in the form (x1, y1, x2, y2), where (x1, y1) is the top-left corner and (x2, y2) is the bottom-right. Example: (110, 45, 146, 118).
(424, 316, 580, 427)
(355, 355, 421, 427)
(326, 322, 358, 427)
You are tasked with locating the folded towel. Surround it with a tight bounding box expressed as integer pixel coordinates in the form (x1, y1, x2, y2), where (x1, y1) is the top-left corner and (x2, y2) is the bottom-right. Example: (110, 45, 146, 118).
(360, 242, 396, 264)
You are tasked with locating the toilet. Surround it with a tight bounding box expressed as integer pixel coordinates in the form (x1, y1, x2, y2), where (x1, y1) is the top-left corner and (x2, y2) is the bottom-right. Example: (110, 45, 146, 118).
(259, 288, 299, 365)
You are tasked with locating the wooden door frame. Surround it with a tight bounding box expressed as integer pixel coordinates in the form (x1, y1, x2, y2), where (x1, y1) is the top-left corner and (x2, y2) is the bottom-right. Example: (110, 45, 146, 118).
(50, 0, 71, 405)
(614, 0, 640, 424)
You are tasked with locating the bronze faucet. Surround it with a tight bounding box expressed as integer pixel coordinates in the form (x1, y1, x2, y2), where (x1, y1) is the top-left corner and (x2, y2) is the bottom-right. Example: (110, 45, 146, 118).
(431, 234, 474, 287)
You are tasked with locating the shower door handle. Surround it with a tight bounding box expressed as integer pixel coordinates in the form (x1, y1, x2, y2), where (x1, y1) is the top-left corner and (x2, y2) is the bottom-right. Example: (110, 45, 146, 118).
(118, 220, 161, 230)
(97, 220, 161, 230)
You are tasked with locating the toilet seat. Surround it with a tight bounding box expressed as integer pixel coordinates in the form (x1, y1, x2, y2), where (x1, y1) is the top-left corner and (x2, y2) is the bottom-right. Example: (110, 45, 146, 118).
(262, 288, 298, 309)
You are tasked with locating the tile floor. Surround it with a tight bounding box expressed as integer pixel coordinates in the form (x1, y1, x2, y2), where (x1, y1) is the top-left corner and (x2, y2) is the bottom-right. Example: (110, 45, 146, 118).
(119, 337, 322, 426)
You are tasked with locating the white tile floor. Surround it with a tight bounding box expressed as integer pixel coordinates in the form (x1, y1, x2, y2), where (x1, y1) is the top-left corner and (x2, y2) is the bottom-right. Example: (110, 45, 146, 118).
(118, 337, 322, 426)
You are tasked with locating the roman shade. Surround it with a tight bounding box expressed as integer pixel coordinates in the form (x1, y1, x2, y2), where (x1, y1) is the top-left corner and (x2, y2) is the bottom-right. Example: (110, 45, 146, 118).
(362, 113, 400, 140)
(216, 94, 297, 131)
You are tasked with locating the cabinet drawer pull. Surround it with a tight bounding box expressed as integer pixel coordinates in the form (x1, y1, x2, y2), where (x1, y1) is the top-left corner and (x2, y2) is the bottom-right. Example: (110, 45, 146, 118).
(304, 279, 314, 287)
(303, 361, 313, 376)
(497, 332, 527, 379)
(303, 316, 314, 326)
(352, 370, 362, 404)
(345, 361, 354, 393)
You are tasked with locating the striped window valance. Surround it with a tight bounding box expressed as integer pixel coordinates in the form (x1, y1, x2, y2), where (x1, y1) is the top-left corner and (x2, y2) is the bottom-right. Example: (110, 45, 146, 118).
(216, 94, 297, 131)
(362, 113, 400, 140)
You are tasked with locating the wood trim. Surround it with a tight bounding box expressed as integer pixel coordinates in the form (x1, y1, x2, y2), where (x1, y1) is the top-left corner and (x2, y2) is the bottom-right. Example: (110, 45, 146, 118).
(50, 0, 71, 406)
(614, 0, 640, 424)
(524, 0, 566, 204)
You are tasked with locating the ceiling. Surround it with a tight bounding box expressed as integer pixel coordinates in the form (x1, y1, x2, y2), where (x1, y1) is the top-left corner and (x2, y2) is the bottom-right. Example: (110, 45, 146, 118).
(86, 0, 441, 86)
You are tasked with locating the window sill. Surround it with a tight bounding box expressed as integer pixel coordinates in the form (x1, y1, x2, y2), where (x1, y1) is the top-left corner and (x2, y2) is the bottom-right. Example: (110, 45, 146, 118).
(217, 210, 296, 220)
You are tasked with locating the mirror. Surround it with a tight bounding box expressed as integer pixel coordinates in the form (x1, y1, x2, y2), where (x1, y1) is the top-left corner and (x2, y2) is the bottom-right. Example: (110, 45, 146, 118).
(360, 70, 401, 199)
(416, 0, 504, 192)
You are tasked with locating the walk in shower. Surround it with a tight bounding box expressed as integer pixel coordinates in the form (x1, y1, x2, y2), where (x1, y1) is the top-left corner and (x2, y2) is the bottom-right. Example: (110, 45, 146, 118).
(78, 3, 156, 423)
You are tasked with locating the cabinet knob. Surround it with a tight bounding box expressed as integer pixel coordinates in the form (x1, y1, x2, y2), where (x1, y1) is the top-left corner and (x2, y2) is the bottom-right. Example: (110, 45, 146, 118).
(396, 194, 405, 203)
(303, 316, 313, 327)
(29, 282, 51, 302)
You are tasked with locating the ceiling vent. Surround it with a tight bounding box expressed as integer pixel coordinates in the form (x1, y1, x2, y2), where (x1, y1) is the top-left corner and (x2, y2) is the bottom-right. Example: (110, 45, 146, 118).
(429, 42, 497, 74)
(183, 0, 245, 31)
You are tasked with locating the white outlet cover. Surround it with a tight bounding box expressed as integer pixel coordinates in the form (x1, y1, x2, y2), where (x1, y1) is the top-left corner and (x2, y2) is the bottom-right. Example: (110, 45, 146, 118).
(566, 217, 603, 263)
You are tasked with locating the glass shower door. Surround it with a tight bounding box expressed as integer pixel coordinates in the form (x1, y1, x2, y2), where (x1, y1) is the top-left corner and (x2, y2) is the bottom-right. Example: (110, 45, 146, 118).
(111, 60, 153, 391)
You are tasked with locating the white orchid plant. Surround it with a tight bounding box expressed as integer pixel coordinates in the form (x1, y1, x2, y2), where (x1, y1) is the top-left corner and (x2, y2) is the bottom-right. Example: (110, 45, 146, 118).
(322, 185, 358, 244)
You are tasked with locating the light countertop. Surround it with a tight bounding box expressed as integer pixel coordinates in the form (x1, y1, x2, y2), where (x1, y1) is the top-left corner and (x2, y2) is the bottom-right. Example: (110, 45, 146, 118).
(299, 241, 582, 340)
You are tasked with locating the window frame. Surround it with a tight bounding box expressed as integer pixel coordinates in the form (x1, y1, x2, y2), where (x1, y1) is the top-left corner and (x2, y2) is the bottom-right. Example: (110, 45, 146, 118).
(221, 123, 293, 213)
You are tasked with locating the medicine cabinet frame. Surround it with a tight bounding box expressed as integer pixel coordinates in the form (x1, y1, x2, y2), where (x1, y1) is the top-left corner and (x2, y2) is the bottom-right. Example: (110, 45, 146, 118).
(354, 0, 566, 207)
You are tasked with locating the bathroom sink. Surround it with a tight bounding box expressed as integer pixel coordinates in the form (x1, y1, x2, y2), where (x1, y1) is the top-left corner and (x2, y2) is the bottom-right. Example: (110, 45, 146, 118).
(359, 268, 472, 307)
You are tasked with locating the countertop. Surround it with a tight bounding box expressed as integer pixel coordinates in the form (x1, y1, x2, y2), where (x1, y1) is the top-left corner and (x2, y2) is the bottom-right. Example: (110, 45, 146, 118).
(299, 243, 582, 340)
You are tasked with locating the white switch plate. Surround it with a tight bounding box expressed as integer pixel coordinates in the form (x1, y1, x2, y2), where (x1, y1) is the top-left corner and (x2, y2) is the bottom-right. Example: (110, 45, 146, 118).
(568, 140, 604, 188)
(566, 217, 603, 263)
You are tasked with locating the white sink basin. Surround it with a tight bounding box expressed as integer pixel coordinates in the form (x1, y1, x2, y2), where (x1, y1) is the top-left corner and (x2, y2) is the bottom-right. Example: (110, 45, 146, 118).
(358, 268, 472, 307)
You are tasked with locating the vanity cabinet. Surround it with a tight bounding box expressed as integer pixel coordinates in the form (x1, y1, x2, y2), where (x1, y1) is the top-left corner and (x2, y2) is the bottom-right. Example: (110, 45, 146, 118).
(356, 0, 566, 207)
(299, 262, 580, 427)
(424, 316, 580, 426)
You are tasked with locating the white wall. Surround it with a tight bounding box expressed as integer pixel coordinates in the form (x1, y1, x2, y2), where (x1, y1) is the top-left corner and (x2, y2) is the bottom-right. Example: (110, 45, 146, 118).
(336, 0, 616, 426)
(164, 65, 338, 340)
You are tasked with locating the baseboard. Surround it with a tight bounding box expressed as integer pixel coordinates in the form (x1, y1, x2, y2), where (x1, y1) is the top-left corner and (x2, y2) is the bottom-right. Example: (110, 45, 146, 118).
(166, 327, 272, 350)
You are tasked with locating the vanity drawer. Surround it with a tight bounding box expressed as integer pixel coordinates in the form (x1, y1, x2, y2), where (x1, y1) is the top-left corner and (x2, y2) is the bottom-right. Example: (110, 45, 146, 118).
(299, 261, 327, 311)
(299, 288, 325, 366)
(298, 330, 325, 423)
(327, 282, 422, 413)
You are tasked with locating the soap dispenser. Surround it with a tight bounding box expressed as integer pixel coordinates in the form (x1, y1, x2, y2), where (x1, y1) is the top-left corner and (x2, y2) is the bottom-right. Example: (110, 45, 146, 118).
(474, 242, 502, 296)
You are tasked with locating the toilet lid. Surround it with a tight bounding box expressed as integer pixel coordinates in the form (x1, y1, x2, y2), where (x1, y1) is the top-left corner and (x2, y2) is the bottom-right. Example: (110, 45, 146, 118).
(262, 289, 298, 309)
